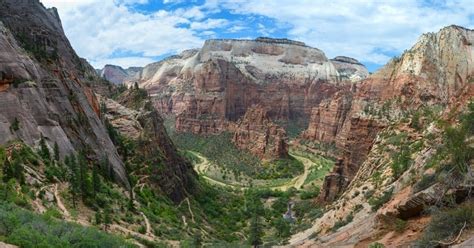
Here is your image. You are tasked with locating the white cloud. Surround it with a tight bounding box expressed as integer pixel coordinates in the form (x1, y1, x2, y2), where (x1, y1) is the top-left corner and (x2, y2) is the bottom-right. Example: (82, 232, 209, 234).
(190, 18, 228, 30)
(40, 0, 474, 70)
(41, 0, 205, 68)
(214, 0, 474, 65)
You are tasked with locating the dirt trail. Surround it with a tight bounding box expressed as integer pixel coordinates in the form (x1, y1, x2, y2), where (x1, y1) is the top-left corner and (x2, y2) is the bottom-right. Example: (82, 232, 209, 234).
(53, 184, 70, 218)
(140, 212, 153, 237)
(291, 153, 314, 189)
(32, 185, 51, 214)
(191, 151, 315, 191)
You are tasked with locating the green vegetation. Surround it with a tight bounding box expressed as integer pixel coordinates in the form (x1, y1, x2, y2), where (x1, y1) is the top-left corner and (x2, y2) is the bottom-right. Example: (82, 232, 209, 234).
(16, 33, 59, 63)
(0, 202, 135, 248)
(418, 202, 474, 247)
(368, 187, 393, 212)
(168, 129, 303, 181)
(331, 212, 354, 232)
(368, 242, 385, 248)
(9, 118, 19, 133)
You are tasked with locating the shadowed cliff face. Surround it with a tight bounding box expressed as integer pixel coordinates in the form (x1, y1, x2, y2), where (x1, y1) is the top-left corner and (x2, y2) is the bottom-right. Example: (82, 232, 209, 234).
(232, 105, 289, 160)
(0, 0, 129, 188)
(304, 25, 474, 203)
(102, 89, 197, 203)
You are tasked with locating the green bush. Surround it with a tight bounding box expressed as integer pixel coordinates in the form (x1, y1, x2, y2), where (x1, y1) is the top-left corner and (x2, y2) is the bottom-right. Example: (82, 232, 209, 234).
(418, 203, 474, 247)
(413, 173, 437, 193)
(300, 186, 320, 200)
(331, 212, 354, 232)
(369, 188, 393, 211)
(368, 242, 385, 248)
(0, 202, 136, 248)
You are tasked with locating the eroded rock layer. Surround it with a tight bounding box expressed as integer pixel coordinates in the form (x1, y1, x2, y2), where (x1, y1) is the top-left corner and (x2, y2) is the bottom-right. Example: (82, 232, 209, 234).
(107, 38, 368, 136)
(232, 105, 288, 160)
(304, 25, 474, 203)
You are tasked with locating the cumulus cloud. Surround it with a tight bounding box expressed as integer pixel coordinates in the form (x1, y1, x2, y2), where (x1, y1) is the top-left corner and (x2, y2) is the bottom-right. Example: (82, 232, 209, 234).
(40, 0, 474, 70)
(215, 0, 474, 66)
(41, 0, 206, 68)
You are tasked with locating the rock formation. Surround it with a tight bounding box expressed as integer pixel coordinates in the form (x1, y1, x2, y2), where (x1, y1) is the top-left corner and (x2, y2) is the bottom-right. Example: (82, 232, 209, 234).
(232, 105, 288, 160)
(0, 0, 129, 187)
(105, 38, 368, 137)
(103, 90, 197, 202)
(304, 25, 474, 203)
(98, 64, 142, 85)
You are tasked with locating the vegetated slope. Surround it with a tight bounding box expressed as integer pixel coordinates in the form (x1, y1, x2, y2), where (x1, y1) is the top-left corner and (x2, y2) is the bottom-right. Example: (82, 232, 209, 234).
(0, 0, 203, 246)
(291, 25, 474, 247)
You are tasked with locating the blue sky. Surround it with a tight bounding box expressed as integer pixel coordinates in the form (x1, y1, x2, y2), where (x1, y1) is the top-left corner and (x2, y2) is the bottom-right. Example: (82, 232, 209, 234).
(42, 0, 474, 72)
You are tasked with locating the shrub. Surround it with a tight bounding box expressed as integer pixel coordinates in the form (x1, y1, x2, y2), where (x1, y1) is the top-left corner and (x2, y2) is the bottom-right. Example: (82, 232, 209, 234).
(331, 212, 354, 232)
(368, 242, 385, 248)
(369, 188, 393, 211)
(9, 118, 20, 132)
(413, 173, 437, 193)
(418, 203, 474, 247)
(300, 186, 320, 200)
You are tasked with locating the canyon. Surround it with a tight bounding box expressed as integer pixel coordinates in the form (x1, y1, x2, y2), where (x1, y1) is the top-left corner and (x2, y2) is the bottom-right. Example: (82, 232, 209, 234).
(0, 0, 473, 247)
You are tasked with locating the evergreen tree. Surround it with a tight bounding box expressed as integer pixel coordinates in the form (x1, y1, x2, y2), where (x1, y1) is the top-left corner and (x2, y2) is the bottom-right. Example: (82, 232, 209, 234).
(127, 190, 135, 212)
(11, 156, 24, 184)
(77, 153, 89, 200)
(103, 207, 112, 231)
(92, 164, 101, 197)
(248, 213, 263, 248)
(66, 154, 80, 208)
(95, 211, 102, 225)
(2, 158, 13, 183)
(100, 156, 110, 181)
(273, 218, 291, 238)
(39, 135, 51, 162)
(53, 142, 60, 161)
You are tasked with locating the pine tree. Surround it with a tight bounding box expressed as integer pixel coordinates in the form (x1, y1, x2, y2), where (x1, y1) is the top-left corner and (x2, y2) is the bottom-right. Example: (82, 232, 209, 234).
(66, 154, 80, 208)
(2, 158, 13, 183)
(127, 190, 134, 212)
(100, 156, 110, 181)
(248, 213, 263, 248)
(11, 156, 24, 184)
(92, 164, 101, 197)
(53, 142, 60, 161)
(95, 211, 102, 225)
(77, 153, 89, 200)
(103, 207, 112, 231)
(39, 135, 50, 161)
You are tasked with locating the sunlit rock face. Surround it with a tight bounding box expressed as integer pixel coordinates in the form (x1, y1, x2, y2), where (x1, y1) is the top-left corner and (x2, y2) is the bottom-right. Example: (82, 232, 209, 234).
(107, 38, 368, 135)
(304, 25, 474, 203)
(0, 0, 129, 188)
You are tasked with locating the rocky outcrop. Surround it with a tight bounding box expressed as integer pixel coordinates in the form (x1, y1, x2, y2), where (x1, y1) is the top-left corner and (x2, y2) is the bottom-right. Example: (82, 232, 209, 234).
(305, 25, 474, 203)
(99, 65, 128, 84)
(0, 0, 129, 187)
(330, 56, 369, 82)
(110, 38, 368, 136)
(232, 106, 288, 160)
(318, 159, 349, 202)
(302, 91, 352, 143)
(98, 64, 143, 85)
(104, 89, 197, 203)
